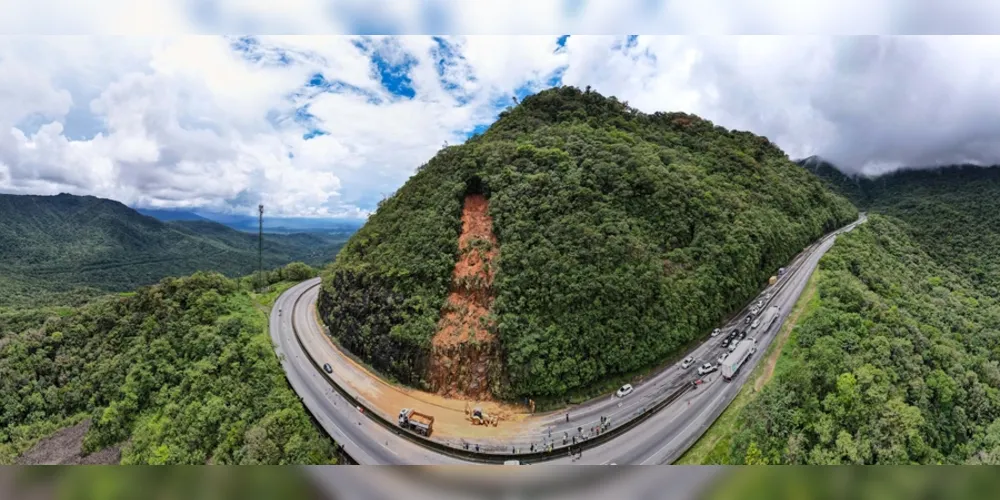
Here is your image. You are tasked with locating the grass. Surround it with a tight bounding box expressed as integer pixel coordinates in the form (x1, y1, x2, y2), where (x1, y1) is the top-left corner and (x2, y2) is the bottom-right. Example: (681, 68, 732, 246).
(674, 270, 822, 464)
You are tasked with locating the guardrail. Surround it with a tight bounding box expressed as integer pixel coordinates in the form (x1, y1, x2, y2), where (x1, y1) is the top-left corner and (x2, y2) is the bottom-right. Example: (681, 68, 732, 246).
(289, 285, 695, 464)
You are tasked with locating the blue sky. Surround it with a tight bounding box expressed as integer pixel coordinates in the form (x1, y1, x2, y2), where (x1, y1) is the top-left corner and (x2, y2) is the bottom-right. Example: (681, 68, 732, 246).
(4, 31, 1000, 218)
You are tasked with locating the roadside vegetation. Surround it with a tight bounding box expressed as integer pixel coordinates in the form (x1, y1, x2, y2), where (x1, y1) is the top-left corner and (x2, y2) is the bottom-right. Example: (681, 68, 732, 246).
(723, 215, 1000, 464)
(0, 263, 337, 465)
(319, 86, 858, 401)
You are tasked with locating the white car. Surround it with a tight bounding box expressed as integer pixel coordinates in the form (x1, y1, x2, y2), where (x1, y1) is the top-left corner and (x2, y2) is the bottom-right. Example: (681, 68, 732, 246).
(698, 363, 717, 376)
(751, 318, 761, 329)
(711, 328, 721, 337)
(717, 355, 727, 365)
(728, 343, 738, 353)
(681, 357, 695, 369)
(616, 384, 634, 398)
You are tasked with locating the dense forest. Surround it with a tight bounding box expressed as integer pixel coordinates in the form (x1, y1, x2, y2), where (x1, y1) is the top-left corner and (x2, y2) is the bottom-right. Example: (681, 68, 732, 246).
(319, 86, 858, 400)
(727, 214, 1000, 464)
(0, 263, 336, 465)
(0, 193, 349, 307)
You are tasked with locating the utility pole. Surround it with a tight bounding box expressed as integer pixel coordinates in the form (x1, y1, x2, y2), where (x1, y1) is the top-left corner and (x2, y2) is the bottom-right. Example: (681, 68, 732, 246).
(258, 204, 264, 291)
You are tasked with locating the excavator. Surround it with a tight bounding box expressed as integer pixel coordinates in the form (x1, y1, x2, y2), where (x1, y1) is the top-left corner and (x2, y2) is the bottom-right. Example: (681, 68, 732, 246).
(465, 403, 499, 426)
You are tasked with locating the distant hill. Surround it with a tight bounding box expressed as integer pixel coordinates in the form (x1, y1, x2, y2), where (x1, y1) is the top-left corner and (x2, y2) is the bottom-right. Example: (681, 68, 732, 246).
(0, 193, 350, 306)
(135, 208, 210, 222)
(191, 211, 366, 234)
(808, 161, 1000, 296)
(796, 156, 870, 207)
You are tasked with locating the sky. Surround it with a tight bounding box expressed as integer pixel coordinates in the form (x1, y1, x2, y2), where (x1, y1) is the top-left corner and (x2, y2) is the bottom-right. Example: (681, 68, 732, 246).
(3, 1, 1000, 218)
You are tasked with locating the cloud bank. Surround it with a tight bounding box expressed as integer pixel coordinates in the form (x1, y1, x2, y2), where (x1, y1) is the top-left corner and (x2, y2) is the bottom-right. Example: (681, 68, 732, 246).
(3, 32, 1000, 215)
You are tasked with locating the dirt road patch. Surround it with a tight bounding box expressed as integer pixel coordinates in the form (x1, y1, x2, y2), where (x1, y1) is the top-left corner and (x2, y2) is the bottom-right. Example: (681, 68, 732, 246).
(16, 420, 121, 465)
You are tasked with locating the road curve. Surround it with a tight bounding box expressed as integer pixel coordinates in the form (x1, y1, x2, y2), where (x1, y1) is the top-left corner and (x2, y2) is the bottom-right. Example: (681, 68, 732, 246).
(271, 214, 866, 467)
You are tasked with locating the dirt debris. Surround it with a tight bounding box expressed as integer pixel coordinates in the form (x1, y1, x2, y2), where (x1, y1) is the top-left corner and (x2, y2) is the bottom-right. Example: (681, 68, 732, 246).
(15, 420, 122, 465)
(429, 193, 501, 400)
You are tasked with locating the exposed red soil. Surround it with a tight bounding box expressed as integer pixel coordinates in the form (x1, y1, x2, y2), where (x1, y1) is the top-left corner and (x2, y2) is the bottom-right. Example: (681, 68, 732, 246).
(429, 194, 501, 400)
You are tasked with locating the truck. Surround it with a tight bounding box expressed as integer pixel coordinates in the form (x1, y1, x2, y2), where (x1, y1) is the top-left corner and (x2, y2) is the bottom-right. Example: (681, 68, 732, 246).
(768, 275, 778, 285)
(760, 305, 780, 331)
(721, 338, 757, 381)
(398, 408, 434, 436)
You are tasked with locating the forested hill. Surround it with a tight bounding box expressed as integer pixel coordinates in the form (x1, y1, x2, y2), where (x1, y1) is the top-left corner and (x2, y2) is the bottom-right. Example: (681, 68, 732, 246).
(0, 193, 349, 306)
(807, 163, 1000, 297)
(319, 85, 859, 400)
(728, 215, 1000, 464)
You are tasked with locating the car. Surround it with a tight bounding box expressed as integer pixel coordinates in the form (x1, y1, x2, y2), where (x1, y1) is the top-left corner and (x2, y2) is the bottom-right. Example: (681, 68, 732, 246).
(698, 363, 717, 375)
(738, 330, 747, 340)
(616, 384, 634, 398)
(711, 328, 721, 337)
(504, 460, 523, 465)
(323, 363, 333, 374)
(751, 318, 761, 329)
(744, 315, 753, 324)
(728, 343, 738, 353)
(720, 339, 730, 349)
(717, 355, 727, 365)
(681, 357, 695, 369)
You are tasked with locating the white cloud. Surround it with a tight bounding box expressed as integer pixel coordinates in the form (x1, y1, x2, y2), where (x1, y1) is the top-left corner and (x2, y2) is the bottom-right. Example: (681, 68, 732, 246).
(6, 30, 1000, 216)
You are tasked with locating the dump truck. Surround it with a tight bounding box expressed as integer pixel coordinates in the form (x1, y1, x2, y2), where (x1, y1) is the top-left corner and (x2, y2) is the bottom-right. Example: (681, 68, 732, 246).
(398, 408, 434, 436)
(721, 338, 757, 381)
(768, 275, 778, 285)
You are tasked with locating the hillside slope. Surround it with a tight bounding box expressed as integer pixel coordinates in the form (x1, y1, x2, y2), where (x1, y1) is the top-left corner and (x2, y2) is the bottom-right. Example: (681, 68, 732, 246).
(0, 193, 349, 306)
(0, 271, 337, 464)
(727, 215, 1000, 464)
(808, 163, 1000, 297)
(319, 86, 858, 400)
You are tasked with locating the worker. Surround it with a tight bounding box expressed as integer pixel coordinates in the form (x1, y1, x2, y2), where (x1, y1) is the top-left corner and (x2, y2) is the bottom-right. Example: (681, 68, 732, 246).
(566, 413, 569, 423)
(530, 444, 535, 453)
(475, 444, 480, 452)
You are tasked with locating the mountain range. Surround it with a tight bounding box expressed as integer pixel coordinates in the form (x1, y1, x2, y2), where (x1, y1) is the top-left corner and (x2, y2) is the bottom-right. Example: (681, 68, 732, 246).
(0, 193, 351, 306)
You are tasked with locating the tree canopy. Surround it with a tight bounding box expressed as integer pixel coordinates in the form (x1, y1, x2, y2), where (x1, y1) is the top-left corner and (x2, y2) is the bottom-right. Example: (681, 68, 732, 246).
(319, 86, 858, 399)
(0, 267, 336, 465)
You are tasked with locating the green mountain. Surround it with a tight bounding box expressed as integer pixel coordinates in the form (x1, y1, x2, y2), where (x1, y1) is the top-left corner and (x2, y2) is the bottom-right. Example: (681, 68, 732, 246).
(728, 214, 1000, 464)
(318, 86, 858, 400)
(699, 162, 1000, 464)
(807, 163, 1000, 296)
(0, 193, 349, 306)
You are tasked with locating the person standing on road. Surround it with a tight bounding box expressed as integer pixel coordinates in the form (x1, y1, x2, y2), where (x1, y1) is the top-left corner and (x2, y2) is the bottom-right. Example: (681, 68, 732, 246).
(566, 413, 569, 423)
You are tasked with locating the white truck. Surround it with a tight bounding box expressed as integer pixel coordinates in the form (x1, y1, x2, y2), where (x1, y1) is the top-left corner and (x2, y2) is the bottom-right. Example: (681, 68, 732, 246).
(721, 339, 757, 381)
(759, 305, 780, 331)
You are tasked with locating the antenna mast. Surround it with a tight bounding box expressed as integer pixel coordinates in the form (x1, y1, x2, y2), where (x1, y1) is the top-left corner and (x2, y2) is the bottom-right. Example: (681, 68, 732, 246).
(258, 204, 264, 290)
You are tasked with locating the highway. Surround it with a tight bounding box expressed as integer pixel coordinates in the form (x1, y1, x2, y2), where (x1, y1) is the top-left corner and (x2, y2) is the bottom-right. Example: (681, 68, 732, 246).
(270, 214, 866, 469)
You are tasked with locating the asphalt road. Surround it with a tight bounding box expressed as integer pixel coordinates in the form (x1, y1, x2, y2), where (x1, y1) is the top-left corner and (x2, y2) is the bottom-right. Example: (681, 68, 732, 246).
(271, 214, 865, 468)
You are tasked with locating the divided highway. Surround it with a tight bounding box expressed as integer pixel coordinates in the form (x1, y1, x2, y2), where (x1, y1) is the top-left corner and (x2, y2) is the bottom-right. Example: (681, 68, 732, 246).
(271, 214, 866, 467)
